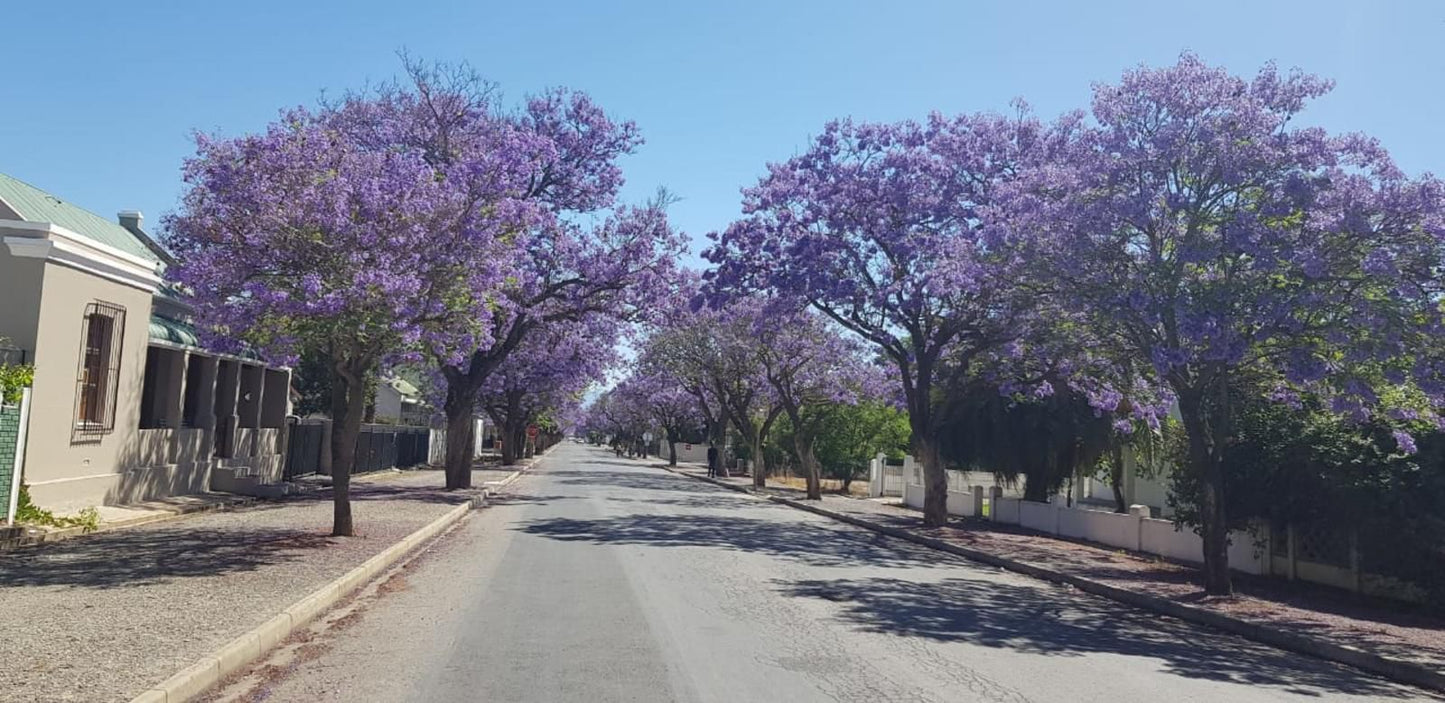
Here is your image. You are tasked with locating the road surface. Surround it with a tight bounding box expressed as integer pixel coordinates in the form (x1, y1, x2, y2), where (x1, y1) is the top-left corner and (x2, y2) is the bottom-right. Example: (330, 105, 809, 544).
(217, 443, 1436, 702)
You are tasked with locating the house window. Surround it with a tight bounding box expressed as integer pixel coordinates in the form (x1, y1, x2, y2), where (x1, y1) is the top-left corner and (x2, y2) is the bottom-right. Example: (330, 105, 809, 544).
(72, 302, 126, 442)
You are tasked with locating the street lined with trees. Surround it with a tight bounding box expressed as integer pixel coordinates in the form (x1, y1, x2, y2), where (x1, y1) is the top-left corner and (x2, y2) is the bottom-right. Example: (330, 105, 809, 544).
(166, 52, 1442, 598)
(14, 5, 1445, 699)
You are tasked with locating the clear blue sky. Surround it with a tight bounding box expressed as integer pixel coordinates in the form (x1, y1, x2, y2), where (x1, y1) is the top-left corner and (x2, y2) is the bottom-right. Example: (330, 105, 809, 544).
(2, 1, 1441, 264)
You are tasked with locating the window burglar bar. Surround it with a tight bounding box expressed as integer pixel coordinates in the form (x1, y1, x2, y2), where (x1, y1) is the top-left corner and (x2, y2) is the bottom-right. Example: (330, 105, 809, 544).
(72, 302, 126, 444)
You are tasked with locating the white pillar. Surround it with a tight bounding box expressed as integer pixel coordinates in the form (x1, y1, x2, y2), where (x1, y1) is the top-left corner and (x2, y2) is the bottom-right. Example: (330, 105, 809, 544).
(868, 454, 883, 497)
(1129, 504, 1150, 552)
(5, 388, 33, 526)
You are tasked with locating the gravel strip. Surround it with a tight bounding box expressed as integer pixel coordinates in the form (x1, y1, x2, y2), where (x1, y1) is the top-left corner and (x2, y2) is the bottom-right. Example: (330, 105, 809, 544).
(669, 463, 1445, 673)
(0, 476, 473, 703)
(391, 467, 521, 486)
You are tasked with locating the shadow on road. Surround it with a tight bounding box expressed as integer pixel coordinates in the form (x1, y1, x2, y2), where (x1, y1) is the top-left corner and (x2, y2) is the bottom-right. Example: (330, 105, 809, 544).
(519, 512, 943, 569)
(487, 493, 578, 507)
(547, 468, 722, 495)
(777, 575, 1437, 699)
(603, 494, 746, 510)
(0, 527, 332, 590)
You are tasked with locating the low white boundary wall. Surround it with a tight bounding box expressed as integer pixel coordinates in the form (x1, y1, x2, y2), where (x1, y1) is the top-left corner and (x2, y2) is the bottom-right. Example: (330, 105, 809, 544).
(901, 478, 1266, 575)
(895, 470, 1424, 600)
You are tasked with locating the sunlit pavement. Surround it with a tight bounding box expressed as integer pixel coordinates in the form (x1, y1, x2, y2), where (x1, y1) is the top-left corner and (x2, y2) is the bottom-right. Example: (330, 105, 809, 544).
(239, 443, 1437, 703)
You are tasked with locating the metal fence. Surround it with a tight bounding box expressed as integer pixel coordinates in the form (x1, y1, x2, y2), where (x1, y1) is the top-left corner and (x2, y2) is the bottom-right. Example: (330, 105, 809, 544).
(355, 424, 429, 473)
(283, 420, 430, 479)
(283, 419, 326, 480)
(0, 389, 32, 523)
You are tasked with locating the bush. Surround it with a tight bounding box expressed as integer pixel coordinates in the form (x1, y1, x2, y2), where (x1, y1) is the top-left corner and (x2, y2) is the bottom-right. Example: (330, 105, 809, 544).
(1166, 379, 1445, 602)
(769, 402, 911, 489)
(14, 486, 101, 533)
(0, 362, 34, 405)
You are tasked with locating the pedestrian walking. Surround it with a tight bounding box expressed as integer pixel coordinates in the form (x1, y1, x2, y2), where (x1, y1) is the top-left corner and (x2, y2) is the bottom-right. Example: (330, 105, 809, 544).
(707, 444, 719, 478)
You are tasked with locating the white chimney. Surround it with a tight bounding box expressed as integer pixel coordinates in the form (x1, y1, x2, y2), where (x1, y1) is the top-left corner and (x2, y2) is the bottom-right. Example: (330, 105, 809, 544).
(118, 210, 143, 231)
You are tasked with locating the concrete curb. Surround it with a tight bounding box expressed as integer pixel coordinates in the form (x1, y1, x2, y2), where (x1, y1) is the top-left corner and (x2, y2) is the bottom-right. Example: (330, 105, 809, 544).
(494, 468, 525, 488)
(127, 492, 487, 703)
(658, 465, 1445, 694)
(492, 444, 555, 486)
(0, 496, 260, 553)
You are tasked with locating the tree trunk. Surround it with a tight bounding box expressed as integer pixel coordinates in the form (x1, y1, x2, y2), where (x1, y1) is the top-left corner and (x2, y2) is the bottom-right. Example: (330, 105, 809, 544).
(917, 434, 948, 527)
(901, 354, 949, 528)
(797, 437, 822, 500)
(708, 418, 729, 478)
(442, 382, 476, 490)
(1178, 387, 1233, 595)
(758, 405, 784, 487)
(666, 432, 678, 466)
(749, 432, 764, 488)
(502, 419, 522, 465)
(329, 358, 369, 537)
(1110, 443, 1127, 513)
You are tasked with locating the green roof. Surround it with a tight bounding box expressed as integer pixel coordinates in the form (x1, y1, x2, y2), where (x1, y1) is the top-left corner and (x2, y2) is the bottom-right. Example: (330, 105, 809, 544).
(148, 313, 265, 362)
(387, 377, 421, 397)
(149, 314, 201, 348)
(0, 172, 161, 263)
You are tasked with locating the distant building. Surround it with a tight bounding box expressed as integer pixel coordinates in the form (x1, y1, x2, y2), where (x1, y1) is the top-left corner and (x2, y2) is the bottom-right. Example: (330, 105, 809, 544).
(373, 376, 430, 426)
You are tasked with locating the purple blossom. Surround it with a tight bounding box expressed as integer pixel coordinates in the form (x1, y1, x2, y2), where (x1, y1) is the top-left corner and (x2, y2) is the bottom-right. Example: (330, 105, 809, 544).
(1392, 430, 1418, 455)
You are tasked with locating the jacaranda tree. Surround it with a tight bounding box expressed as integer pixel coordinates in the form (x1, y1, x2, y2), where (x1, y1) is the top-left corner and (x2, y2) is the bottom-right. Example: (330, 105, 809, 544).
(326, 57, 681, 490)
(749, 306, 883, 499)
(478, 315, 617, 465)
(1012, 54, 1445, 594)
(705, 111, 1069, 524)
(614, 366, 706, 466)
(656, 297, 783, 485)
(638, 274, 733, 466)
(165, 102, 523, 536)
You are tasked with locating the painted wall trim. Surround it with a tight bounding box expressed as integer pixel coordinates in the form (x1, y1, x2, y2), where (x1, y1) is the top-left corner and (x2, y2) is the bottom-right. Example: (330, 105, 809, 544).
(4, 235, 161, 292)
(147, 339, 285, 368)
(0, 219, 159, 269)
(25, 471, 124, 486)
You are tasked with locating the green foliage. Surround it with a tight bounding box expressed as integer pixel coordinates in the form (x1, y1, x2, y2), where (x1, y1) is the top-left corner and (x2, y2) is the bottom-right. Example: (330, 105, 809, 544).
(14, 486, 100, 533)
(0, 362, 34, 405)
(937, 380, 1113, 502)
(292, 347, 335, 417)
(1166, 378, 1445, 601)
(770, 401, 911, 485)
(812, 402, 911, 482)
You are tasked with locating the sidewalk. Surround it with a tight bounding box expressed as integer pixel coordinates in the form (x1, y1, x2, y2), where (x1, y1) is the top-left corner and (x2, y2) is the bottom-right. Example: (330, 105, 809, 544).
(662, 461, 1445, 690)
(0, 467, 502, 703)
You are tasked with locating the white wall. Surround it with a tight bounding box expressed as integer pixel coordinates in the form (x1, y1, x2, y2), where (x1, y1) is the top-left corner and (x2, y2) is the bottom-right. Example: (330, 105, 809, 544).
(1019, 500, 1056, 533)
(1059, 506, 1138, 550)
(992, 497, 1022, 524)
(428, 428, 447, 465)
(665, 440, 711, 464)
(373, 383, 403, 422)
(945, 490, 974, 517)
(903, 482, 925, 509)
(901, 465, 1387, 591)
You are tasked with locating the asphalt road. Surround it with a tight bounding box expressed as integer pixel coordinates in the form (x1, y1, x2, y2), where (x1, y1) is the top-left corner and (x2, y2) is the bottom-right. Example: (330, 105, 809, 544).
(229, 443, 1437, 702)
